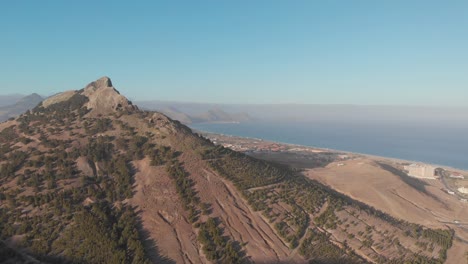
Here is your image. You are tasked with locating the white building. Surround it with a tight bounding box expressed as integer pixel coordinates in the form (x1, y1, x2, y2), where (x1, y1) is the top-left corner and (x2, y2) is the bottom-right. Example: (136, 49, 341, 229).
(450, 174, 465, 179)
(403, 164, 436, 179)
(458, 187, 468, 194)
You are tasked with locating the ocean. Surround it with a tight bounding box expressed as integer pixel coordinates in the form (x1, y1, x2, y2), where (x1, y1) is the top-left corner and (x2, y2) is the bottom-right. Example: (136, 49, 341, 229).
(190, 120, 468, 170)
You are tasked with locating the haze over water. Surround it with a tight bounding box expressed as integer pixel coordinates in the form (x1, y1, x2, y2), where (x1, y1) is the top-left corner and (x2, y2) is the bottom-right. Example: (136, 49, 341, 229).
(191, 120, 468, 170)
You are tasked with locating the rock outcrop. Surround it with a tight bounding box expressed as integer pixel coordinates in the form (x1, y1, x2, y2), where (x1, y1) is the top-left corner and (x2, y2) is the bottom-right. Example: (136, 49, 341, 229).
(82, 76, 138, 116)
(40, 76, 138, 116)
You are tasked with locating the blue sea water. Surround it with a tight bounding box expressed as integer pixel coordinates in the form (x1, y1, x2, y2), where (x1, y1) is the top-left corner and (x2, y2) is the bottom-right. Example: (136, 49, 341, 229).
(190, 121, 468, 170)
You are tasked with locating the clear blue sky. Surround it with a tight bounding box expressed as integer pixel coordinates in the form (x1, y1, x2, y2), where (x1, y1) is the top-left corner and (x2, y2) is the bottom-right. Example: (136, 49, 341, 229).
(1, 1, 467, 105)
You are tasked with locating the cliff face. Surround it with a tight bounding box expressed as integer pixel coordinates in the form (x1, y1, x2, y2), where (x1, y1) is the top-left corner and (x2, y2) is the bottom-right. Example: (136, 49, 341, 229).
(0, 77, 454, 264)
(82, 76, 138, 115)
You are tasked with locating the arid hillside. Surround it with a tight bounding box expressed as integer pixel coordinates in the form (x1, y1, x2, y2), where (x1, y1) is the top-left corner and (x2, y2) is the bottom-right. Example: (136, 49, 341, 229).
(306, 158, 468, 264)
(0, 77, 456, 264)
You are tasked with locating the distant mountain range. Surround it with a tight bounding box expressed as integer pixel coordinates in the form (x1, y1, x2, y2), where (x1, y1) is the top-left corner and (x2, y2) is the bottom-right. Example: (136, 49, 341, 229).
(161, 107, 252, 124)
(0, 93, 43, 122)
(0, 94, 252, 125)
(136, 101, 253, 124)
(0, 94, 25, 107)
(2, 93, 466, 126)
(137, 101, 468, 125)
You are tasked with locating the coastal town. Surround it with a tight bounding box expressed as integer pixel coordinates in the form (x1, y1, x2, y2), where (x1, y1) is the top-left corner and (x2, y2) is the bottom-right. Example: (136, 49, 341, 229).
(202, 131, 345, 155)
(200, 131, 468, 203)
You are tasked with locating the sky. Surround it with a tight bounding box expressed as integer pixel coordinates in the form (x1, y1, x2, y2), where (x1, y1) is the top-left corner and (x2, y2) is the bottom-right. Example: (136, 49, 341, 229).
(1, 1, 467, 105)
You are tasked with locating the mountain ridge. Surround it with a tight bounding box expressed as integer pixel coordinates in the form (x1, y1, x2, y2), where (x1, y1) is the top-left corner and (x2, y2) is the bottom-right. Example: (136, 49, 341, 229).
(0, 77, 455, 264)
(143, 105, 253, 124)
(0, 93, 43, 122)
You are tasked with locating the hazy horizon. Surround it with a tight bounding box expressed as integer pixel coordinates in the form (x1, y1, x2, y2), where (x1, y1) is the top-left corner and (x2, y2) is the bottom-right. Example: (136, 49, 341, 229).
(2, 92, 468, 125)
(4, 92, 468, 109)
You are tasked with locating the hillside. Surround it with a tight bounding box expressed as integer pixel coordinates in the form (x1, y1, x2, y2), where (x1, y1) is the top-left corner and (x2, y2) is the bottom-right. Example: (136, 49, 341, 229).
(0, 77, 455, 264)
(306, 158, 468, 264)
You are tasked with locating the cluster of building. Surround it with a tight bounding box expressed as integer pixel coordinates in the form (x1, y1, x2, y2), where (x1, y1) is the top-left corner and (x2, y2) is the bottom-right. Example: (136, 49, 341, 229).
(402, 164, 468, 200)
(209, 135, 325, 154)
(219, 141, 289, 153)
(403, 164, 437, 179)
(449, 172, 465, 179)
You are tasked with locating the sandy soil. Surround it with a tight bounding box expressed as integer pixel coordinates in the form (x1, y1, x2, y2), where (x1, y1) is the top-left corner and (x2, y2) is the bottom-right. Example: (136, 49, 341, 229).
(305, 158, 468, 263)
(446, 240, 467, 264)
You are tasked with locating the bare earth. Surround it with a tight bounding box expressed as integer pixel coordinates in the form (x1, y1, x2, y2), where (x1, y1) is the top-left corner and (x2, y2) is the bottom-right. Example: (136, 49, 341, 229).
(129, 153, 305, 264)
(305, 158, 468, 264)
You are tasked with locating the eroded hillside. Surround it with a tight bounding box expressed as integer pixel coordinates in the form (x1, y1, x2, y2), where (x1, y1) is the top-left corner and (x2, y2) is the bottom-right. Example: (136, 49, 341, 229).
(0, 77, 455, 264)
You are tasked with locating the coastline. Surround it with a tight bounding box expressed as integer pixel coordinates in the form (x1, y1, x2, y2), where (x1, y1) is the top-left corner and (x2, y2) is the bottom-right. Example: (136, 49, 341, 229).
(192, 128, 468, 173)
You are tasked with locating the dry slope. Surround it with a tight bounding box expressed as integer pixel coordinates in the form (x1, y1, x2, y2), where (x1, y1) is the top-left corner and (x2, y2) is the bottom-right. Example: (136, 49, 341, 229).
(0, 77, 456, 264)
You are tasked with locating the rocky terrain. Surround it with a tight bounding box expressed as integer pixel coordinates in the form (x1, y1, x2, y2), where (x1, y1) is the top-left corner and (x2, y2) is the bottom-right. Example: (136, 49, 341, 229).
(0, 77, 457, 264)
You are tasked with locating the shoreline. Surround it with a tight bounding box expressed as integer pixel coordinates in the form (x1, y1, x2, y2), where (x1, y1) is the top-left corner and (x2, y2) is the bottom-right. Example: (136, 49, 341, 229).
(192, 128, 468, 173)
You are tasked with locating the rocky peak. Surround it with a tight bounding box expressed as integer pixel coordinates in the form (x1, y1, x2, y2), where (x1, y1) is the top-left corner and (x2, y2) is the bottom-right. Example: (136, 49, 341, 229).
(83, 76, 113, 92)
(81, 76, 137, 115)
(21, 93, 43, 101)
(39, 76, 137, 115)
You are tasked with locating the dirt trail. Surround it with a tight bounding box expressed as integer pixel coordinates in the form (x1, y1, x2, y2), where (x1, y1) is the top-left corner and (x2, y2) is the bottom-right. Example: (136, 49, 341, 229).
(246, 183, 281, 192)
(287, 227, 310, 261)
(198, 166, 306, 263)
(129, 159, 203, 264)
(178, 144, 307, 263)
(130, 152, 307, 263)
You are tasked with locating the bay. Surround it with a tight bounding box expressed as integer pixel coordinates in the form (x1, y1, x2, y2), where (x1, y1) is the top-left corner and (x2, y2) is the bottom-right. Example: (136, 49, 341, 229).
(190, 120, 468, 170)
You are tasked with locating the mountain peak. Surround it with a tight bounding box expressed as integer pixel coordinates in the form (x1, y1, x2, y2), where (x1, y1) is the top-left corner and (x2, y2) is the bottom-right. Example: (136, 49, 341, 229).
(16, 93, 43, 104)
(82, 77, 136, 115)
(40, 77, 137, 115)
(84, 76, 113, 91)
